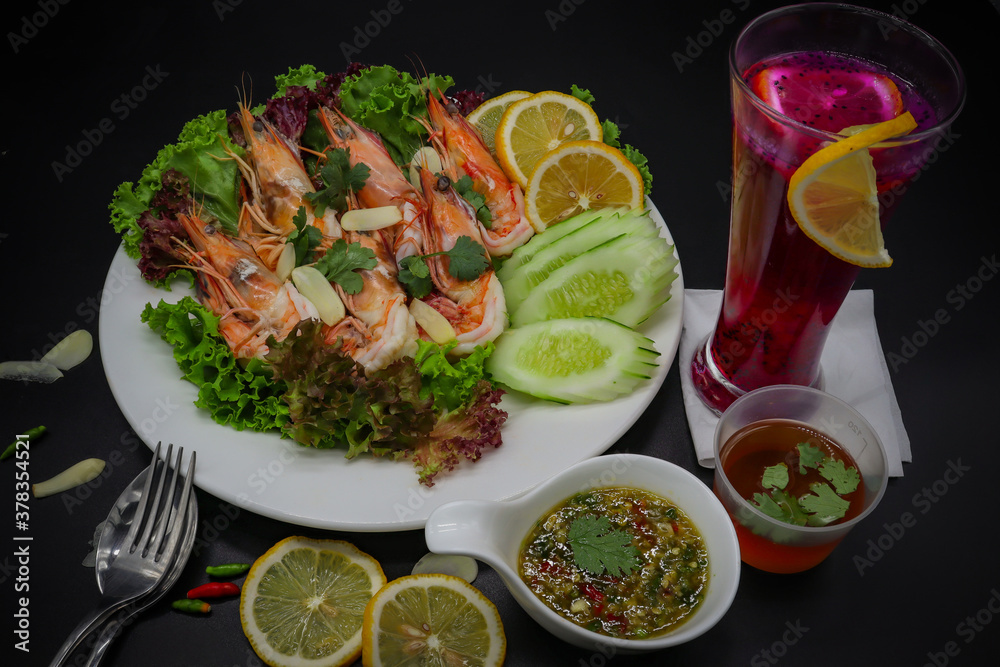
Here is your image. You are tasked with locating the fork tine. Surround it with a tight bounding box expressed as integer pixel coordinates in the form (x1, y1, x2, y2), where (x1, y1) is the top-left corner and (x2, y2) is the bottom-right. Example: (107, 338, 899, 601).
(122, 442, 161, 548)
(156, 452, 196, 565)
(134, 443, 172, 554)
(147, 446, 183, 559)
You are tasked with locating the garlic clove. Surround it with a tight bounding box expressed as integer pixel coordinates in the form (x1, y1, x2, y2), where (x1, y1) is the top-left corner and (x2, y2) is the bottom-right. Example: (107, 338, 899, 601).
(291, 266, 345, 325)
(409, 299, 457, 344)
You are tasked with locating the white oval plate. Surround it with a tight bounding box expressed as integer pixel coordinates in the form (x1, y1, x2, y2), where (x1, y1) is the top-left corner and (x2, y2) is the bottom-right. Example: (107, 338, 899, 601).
(99, 200, 684, 531)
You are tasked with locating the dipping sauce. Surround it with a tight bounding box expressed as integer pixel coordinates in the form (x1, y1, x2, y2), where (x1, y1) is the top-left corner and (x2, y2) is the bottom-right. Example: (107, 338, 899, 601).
(518, 487, 708, 639)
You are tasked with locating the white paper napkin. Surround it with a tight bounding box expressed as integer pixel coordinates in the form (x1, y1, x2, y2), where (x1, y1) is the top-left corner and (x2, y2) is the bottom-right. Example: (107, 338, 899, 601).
(679, 289, 911, 477)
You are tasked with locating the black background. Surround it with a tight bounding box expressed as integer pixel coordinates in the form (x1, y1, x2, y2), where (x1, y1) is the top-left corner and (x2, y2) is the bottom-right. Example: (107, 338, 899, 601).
(2, 0, 998, 665)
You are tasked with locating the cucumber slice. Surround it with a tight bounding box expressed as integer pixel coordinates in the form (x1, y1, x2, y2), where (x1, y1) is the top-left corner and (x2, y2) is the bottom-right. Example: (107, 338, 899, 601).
(498, 208, 609, 276)
(500, 208, 660, 310)
(486, 318, 659, 403)
(509, 233, 678, 328)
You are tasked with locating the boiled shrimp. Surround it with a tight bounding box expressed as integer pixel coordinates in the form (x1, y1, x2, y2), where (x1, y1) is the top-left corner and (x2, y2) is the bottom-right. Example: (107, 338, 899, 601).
(173, 213, 314, 358)
(320, 226, 418, 372)
(317, 106, 427, 264)
(424, 90, 534, 257)
(231, 105, 341, 268)
(417, 162, 506, 355)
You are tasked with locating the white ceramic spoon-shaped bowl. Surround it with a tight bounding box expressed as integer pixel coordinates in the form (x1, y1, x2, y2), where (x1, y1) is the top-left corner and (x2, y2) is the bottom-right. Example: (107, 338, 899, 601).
(425, 453, 741, 654)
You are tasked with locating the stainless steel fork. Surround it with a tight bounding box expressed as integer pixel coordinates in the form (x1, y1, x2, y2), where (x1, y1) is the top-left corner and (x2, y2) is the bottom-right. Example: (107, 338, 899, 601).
(48, 443, 196, 667)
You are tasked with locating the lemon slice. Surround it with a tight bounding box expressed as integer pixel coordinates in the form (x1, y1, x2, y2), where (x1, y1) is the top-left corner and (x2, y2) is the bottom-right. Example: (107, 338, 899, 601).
(787, 112, 918, 267)
(466, 90, 532, 156)
(495, 91, 603, 189)
(524, 140, 644, 230)
(240, 537, 387, 667)
(361, 574, 505, 667)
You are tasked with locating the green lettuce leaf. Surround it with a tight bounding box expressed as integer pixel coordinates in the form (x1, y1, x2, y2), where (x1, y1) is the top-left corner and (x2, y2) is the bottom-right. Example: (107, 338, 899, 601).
(274, 64, 328, 96)
(338, 65, 454, 166)
(140, 298, 289, 432)
(110, 110, 243, 260)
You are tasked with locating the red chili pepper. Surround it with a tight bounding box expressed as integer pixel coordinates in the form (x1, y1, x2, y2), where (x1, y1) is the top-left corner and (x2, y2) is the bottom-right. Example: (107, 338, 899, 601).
(580, 582, 604, 603)
(187, 581, 240, 599)
(605, 611, 628, 634)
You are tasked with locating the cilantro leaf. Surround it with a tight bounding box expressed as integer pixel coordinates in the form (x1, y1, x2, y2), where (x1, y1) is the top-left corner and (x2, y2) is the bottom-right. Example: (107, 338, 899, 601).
(398, 255, 434, 299)
(751, 489, 808, 526)
(397, 236, 491, 298)
(313, 239, 377, 294)
(441, 236, 491, 281)
(762, 463, 789, 490)
(797, 442, 825, 474)
(305, 148, 370, 216)
(568, 515, 641, 577)
(287, 206, 323, 265)
(751, 492, 791, 523)
(819, 458, 861, 495)
(452, 175, 492, 228)
(800, 483, 851, 526)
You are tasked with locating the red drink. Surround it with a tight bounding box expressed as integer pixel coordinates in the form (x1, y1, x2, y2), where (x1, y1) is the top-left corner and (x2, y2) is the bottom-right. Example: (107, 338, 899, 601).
(691, 4, 964, 415)
(692, 51, 937, 412)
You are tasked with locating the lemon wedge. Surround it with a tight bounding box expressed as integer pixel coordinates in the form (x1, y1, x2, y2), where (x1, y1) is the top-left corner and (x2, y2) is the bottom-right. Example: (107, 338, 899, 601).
(787, 112, 918, 267)
(240, 537, 386, 667)
(361, 574, 505, 667)
(495, 90, 603, 189)
(466, 90, 532, 156)
(523, 139, 644, 230)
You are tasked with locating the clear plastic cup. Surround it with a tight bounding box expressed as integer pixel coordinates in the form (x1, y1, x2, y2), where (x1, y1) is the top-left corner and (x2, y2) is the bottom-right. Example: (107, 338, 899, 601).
(712, 385, 889, 573)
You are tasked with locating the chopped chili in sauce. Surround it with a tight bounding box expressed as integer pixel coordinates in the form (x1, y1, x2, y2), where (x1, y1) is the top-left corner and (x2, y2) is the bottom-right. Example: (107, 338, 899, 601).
(519, 487, 709, 639)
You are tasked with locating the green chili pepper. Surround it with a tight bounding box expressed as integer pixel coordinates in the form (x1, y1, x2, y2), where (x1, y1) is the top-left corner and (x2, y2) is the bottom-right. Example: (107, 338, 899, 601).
(205, 562, 252, 577)
(172, 599, 211, 614)
(1, 426, 46, 461)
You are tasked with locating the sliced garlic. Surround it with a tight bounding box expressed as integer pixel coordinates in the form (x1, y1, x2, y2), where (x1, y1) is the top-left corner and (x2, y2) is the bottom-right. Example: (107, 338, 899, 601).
(33, 459, 106, 498)
(411, 553, 478, 583)
(275, 242, 296, 282)
(0, 360, 63, 383)
(409, 146, 443, 191)
(291, 266, 345, 325)
(409, 299, 457, 344)
(340, 206, 402, 231)
(40, 330, 93, 370)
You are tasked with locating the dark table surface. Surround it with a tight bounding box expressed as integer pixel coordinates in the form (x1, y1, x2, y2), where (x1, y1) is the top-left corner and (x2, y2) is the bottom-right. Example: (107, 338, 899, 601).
(3, 0, 998, 665)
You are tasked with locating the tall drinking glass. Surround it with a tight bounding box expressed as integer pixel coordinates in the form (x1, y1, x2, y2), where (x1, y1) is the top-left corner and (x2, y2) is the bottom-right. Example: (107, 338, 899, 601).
(690, 3, 965, 414)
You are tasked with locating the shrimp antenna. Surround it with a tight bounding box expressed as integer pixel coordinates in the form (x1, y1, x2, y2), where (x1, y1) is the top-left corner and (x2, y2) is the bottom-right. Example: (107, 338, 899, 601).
(236, 72, 254, 111)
